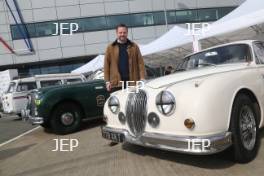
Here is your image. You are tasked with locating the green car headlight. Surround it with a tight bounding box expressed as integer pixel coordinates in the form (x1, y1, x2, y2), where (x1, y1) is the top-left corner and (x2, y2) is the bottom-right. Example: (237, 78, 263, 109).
(156, 91, 175, 116)
(35, 99, 42, 106)
(108, 96, 120, 114)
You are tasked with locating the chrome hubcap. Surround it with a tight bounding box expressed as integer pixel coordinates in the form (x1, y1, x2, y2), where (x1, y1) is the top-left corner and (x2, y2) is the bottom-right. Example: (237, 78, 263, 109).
(239, 105, 256, 150)
(61, 112, 74, 126)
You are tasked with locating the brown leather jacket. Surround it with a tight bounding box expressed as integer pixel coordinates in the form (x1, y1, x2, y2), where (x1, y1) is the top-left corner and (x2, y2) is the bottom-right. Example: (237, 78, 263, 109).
(104, 39, 145, 87)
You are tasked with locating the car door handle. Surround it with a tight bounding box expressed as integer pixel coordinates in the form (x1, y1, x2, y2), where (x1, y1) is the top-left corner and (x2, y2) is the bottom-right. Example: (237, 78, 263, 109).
(95, 86, 104, 90)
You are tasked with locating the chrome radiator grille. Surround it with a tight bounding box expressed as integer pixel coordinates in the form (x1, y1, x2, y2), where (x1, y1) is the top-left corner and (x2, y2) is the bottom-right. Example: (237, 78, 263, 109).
(126, 90, 147, 137)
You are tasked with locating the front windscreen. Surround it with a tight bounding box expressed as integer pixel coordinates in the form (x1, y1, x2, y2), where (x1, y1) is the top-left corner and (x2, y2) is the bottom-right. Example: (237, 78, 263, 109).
(16, 82, 37, 92)
(179, 44, 251, 70)
(7, 82, 16, 93)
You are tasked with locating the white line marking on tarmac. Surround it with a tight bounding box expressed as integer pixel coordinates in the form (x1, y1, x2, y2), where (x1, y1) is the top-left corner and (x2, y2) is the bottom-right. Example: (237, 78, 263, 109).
(0, 126, 41, 148)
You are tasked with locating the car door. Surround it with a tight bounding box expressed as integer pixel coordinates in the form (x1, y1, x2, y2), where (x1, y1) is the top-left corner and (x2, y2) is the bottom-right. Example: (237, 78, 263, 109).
(253, 41, 264, 124)
(82, 80, 109, 118)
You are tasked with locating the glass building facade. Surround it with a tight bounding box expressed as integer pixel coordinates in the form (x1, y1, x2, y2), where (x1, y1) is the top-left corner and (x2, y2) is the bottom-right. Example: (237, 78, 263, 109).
(11, 7, 235, 40)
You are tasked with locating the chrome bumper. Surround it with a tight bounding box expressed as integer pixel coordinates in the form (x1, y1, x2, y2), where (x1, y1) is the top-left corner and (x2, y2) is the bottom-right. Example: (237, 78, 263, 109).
(2, 109, 18, 115)
(102, 126, 232, 155)
(21, 109, 43, 125)
(2, 112, 17, 116)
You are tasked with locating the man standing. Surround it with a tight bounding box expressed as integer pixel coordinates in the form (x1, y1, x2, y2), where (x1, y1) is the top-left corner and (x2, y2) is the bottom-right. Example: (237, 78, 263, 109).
(104, 24, 145, 92)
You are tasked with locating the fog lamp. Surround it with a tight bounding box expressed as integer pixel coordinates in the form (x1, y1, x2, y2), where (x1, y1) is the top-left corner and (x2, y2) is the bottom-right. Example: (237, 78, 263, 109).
(148, 112, 160, 128)
(118, 112, 126, 124)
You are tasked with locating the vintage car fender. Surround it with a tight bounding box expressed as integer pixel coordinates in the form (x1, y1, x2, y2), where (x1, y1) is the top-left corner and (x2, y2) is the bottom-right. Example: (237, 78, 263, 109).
(37, 80, 109, 118)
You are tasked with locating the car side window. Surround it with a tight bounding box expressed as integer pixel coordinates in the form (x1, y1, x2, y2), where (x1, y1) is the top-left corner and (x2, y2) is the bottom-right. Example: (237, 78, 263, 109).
(65, 78, 82, 85)
(253, 42, 264, 64)
(40, 80, 62, 88)
(16, 82, 37, 92)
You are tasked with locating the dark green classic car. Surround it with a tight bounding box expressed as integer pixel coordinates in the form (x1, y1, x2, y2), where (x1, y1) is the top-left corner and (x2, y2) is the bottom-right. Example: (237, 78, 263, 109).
(22, 79, 109, 134)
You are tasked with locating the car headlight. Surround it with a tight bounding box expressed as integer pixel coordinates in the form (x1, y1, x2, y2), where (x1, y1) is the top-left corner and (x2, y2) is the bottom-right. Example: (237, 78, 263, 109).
(34, 93, 42, 106)
(35, 99, 41, 106)
(156, 91, 175, 116)
(108, 96, 120, 114)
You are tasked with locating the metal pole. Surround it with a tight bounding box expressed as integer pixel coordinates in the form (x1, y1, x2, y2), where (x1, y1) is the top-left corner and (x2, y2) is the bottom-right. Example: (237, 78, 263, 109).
(164, 0, 168, 31)
(12, 0, 34, 52)
(0, 36, 15, 54)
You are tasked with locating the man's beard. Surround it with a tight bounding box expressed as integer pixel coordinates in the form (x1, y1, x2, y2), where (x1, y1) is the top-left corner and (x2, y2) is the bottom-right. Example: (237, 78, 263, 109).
(118, 37, 127, 43)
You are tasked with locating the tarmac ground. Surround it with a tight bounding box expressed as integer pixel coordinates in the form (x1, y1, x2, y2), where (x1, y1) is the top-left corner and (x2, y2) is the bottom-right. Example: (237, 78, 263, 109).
(0, 116, 264, 176)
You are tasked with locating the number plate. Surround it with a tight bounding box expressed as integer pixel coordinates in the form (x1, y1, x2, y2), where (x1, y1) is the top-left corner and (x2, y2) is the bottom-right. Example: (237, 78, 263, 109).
(102, 130, 124, 143)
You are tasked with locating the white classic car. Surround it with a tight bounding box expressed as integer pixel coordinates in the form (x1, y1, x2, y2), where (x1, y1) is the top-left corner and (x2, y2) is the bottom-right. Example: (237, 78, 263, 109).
(102, 40, 264, 163)
(2, 73, 86, 116)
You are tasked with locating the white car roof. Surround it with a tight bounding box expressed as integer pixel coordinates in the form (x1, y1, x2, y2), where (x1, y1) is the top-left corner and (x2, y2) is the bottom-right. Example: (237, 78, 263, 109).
(11, 77, 35, 83)
(11, 73, 84, 83)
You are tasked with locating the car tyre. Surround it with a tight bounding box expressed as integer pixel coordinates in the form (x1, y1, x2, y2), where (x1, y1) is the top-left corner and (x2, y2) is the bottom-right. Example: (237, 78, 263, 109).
(230, 94, 260, 163)
(50, 102, 82, 135)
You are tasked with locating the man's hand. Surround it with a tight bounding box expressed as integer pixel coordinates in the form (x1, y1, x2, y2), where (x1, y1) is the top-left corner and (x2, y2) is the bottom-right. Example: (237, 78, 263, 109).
(106, 82, 112, 92)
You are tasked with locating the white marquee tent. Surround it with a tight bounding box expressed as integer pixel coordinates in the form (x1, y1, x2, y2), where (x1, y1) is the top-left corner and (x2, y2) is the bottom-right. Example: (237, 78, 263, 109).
(72, 55, 104, 74)
(72, 0, 264, 74)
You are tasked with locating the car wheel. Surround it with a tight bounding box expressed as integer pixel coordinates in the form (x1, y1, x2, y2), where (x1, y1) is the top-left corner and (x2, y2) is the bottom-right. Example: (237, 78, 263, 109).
(50, 102, 83, 135)
(230, 94, 260, 163)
